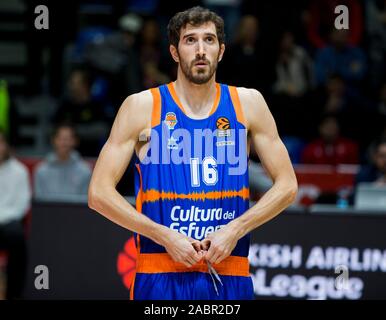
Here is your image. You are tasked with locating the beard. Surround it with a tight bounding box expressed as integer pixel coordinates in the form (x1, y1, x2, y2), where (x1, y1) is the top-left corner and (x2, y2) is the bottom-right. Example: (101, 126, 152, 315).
(178, 52, 219, 85)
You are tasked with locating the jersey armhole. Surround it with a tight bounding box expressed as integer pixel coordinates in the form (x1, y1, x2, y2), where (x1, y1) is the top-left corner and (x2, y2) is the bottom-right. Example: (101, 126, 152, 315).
(228, 86, 247, 128)
(150, 87, 161, 127)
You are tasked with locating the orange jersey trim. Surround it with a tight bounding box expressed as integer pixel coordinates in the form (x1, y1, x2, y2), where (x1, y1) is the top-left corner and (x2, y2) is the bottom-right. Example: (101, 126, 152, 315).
(131, 164, 144, 300)
(136, 253, 250, 277)
(140, 187, 250, 203)
(150, 87, 161, 127)
(228, 86, 246, 127)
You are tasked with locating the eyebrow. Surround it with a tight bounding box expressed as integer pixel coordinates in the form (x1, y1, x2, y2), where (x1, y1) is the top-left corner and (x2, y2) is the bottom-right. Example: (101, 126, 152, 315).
(182, 32, 217, 39)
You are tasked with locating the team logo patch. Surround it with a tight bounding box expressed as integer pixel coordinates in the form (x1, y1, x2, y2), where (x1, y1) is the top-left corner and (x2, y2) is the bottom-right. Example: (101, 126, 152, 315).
(216, 116, 231, 137)
(164, 112, 177, 130)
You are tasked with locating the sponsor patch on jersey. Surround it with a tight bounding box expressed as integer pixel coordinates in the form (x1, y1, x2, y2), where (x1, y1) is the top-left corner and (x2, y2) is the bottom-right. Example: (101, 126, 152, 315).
(216, 140, 235, 147)
(164, 112, 177, 130)
(216, 116, 231, 137)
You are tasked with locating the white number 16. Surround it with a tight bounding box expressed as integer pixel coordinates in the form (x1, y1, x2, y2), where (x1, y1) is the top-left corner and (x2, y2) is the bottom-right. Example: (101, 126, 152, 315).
(190, 156, 218, 187)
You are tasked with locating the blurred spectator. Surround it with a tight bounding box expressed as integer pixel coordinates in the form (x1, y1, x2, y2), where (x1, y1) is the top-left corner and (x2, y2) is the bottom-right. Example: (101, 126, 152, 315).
(218, 15, 266, 90)
(0, 130, 30, 299)
(54, 68, 104, 124)
(311, 74, 375, 148)
(273, 31, 314, 97)
(84, 13, 143, 103)
(203, 0, 241, 41)
(301, 115, 359, 165)
(355, 139, 386, 186)
(306, 0, 363, 49)
(34, 124, 92, 201)
(53, 67, 108, 156)
(315, 74, 366, 115)
(365, 0, 386, 89)
(269, 31, 314, 138)
(314, 29, 367, 87)
(139, 18, 171, 88)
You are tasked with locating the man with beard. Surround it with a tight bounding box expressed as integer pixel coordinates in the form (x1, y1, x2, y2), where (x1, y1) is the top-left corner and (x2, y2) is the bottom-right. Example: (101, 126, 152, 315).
(88, 6, 297, 300)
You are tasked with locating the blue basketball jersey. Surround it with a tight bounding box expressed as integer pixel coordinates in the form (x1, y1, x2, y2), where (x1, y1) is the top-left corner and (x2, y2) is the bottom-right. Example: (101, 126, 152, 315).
(131, 82, 254, 300)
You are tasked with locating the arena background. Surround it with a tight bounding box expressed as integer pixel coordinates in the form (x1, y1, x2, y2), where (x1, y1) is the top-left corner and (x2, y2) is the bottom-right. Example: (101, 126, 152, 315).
(0, 0, 385, 300)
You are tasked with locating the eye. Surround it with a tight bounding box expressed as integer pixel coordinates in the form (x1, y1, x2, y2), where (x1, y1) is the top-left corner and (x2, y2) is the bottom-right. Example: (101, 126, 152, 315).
(186, 37, 195, 44)
(206, 37, 214, 43)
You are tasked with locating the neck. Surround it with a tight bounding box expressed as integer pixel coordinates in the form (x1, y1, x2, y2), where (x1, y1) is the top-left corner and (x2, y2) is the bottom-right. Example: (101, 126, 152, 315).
(174, 71, 217, 117)
(0, 154, 10, 165)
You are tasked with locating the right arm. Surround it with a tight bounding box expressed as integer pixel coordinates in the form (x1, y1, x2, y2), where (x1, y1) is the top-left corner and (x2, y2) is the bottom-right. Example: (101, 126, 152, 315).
(88, 91, 202, 267)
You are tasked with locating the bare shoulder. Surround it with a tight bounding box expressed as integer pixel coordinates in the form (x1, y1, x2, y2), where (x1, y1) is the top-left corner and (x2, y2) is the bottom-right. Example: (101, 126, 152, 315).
(120, 89, 153, 122)
(234, 87, 268, 130)
(109, 89, 154, 142)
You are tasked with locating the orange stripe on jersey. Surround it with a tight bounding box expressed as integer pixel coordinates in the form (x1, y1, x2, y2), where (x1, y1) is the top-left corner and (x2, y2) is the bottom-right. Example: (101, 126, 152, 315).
(140, 187, 250, 203)
(150, 88, 161, 127)
(208, 83, 221, 116)
(228, 86, 246, 127)
(167, 82, 186, 113)
(131, 164, 144, 300)
(136, 253, 250, 276)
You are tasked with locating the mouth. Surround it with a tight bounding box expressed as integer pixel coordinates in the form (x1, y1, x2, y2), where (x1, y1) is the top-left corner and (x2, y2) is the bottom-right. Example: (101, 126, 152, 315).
(194, 61, 208, 67)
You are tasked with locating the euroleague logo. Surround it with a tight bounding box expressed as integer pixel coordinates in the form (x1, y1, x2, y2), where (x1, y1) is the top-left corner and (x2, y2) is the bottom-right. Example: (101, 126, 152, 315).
(216, 116, 230, 130)
(116, 236, 137, 290)
(216, 116, 231, 138)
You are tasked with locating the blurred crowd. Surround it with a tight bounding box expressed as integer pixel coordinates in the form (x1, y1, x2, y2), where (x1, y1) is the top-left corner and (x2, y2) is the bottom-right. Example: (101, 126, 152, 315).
(1, 0, 386, 299)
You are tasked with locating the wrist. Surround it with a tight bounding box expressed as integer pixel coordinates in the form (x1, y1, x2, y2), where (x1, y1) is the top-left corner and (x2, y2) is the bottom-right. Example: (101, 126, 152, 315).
(226, 219, 247, 240)
(148, 224, 171, 247)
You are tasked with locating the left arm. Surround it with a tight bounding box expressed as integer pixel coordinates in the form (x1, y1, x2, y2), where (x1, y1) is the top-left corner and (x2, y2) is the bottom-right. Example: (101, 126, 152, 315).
(203, 88, 298, 264)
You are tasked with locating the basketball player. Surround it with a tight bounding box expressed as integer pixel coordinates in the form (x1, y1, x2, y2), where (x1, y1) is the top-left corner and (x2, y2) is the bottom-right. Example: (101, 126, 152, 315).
(88, 6, 298, 300)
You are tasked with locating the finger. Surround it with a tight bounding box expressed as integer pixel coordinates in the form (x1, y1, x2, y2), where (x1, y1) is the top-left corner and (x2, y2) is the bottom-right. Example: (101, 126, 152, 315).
(205, 245, 217, 263)
(186, 248, 200, 265)
(214, 252, 228, 264)
(186, 255, 197, 266)
(209, 251, 221, 264)
(191, 248, 204, 263)
(207, 245, 223, 264)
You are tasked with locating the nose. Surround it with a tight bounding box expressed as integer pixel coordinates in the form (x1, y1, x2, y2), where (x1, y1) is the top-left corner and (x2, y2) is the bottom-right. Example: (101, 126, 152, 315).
(196, 39, 206, 57)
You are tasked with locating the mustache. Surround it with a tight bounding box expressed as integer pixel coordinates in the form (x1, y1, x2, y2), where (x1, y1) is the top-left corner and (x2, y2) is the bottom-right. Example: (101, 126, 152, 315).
(191, 57, 210, 65)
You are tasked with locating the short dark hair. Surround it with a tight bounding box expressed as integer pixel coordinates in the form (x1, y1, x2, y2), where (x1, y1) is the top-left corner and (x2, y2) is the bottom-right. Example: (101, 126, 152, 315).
(51, 122, 78, 140)
(167, 6, 225, 48)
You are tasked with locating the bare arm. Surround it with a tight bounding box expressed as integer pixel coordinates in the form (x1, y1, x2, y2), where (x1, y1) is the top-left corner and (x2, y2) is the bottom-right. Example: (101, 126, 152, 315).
(203, 88, 298, 264)
(88, 91, 202, 267)
(231, 88, 298, 234)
